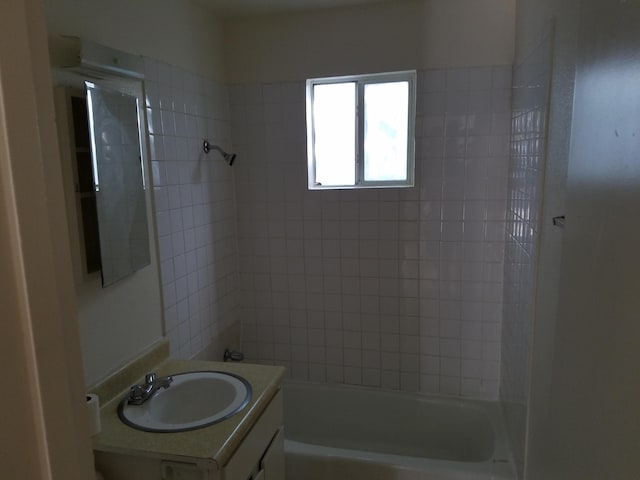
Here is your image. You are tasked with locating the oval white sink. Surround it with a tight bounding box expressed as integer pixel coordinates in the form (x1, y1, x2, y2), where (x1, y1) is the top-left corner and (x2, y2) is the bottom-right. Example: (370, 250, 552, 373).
(118, 371, 251, 432)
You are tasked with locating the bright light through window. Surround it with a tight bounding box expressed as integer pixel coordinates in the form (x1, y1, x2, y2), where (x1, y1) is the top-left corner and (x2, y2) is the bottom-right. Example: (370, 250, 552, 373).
(364, 82, 409, 182)
(312, 82, 356, 187)
(306, 71, 415, 190)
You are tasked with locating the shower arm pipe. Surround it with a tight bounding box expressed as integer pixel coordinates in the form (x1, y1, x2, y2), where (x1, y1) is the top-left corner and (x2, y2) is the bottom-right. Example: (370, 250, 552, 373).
(202, 140, 236, 166)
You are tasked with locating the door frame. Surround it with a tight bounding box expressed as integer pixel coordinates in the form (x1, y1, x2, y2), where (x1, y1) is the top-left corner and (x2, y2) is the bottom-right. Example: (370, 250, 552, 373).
(0, 0, 94, 478)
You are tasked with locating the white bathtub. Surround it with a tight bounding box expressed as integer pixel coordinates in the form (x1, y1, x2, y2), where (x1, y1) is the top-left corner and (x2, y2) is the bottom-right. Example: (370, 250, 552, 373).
(283, 382, 515, 480)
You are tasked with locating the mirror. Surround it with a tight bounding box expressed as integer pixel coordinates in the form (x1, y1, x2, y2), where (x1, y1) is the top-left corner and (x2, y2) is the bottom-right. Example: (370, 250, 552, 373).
(85, 82, 150, 286)
(57, 75, 152, 288)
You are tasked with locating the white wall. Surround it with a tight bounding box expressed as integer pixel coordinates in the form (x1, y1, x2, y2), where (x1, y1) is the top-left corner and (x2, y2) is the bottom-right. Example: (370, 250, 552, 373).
(527, 1, 640, 478)
(223, 0, 515, 83)
(74, 270, 163, 385)
(45, 0, 225, 82)
(513, 0, 640, 478)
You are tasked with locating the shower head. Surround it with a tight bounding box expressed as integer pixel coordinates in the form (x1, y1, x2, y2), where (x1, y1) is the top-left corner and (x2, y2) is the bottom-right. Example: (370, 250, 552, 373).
(203, 140, 236, 166)
(221, 151, 236, 166)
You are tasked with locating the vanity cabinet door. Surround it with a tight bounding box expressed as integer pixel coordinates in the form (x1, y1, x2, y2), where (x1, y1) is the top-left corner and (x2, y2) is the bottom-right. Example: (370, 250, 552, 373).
(223, 390, 283, 480)
(260, 427, 284, 480)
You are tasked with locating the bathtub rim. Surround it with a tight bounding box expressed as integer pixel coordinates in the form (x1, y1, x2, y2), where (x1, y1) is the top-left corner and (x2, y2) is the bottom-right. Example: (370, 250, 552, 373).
(282, 380, 515, 479)
(285, 439, 515, 480)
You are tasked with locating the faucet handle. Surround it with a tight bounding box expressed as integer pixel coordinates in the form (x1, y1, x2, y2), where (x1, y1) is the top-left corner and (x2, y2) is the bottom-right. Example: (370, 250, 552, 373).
(129, 384, 147, 403)
(145, 372, 157, 384)
(224, 349, 244, 362)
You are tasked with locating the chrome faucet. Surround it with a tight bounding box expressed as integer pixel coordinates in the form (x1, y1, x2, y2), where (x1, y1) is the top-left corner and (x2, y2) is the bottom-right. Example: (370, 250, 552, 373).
(127, 372, 173, 405)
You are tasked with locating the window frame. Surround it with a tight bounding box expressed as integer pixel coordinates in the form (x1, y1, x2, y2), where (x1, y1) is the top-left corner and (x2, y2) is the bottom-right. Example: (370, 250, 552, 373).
(306, 70, 417, 190)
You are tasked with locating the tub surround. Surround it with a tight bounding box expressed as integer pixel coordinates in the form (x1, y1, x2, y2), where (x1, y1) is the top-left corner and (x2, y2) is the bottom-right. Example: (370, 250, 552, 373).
(92, 354, 284, 468)
(143, 55, 240, 363)
(234, 65, 512, 399)
(500, 25, 553, 476)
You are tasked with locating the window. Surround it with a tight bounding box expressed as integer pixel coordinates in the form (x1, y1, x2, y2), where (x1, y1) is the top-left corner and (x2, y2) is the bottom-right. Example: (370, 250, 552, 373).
(306, 70, 416, 190)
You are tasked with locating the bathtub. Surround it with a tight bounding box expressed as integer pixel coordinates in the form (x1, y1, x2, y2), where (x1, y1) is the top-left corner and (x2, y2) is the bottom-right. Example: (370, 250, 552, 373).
(283, 382, 514, 480)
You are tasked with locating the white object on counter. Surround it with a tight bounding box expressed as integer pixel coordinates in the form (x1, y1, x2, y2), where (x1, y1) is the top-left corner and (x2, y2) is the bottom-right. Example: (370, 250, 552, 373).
(86, 393, 101, 436)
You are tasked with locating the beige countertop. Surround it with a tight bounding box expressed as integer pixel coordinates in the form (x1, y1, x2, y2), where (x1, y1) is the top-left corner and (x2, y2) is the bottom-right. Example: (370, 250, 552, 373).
(92, 358, 285, 470)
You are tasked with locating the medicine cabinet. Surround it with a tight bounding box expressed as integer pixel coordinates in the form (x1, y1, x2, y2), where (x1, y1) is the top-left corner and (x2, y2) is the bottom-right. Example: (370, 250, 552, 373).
(52, 38, 152, 287)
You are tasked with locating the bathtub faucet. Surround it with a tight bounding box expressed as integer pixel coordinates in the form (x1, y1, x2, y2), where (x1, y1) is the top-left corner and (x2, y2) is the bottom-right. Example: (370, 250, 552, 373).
(127, 372, 173, 405)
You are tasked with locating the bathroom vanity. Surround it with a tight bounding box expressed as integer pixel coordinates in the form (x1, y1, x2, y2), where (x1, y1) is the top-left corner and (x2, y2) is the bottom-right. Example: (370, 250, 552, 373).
(92, 358, 285, 480)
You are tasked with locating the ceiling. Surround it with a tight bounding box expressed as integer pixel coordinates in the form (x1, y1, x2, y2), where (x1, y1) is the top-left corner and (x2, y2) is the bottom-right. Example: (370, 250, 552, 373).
(195, 0, 403, 17)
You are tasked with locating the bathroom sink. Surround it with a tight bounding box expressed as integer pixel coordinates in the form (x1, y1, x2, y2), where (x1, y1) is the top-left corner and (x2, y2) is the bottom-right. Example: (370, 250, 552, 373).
(118, 371, 252, 433)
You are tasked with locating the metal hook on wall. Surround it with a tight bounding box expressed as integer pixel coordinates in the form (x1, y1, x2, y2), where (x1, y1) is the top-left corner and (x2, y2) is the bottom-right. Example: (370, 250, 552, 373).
(552, 215, 565, 228)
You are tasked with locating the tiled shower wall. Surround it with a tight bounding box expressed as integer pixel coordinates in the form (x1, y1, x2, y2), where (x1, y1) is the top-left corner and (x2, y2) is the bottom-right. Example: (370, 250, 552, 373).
(232, 66, 512, 399)
(143, 58, 240, 359)
(501, 28, 553, 475)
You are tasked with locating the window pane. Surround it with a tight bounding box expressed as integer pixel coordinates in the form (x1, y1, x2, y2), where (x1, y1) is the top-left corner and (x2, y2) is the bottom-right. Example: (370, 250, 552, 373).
(363, 81, 409, 182)
(313, 82, 356, 186)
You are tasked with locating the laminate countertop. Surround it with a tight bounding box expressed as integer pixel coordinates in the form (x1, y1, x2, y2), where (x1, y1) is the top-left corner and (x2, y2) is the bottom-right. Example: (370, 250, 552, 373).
(92, 358, 285, 469)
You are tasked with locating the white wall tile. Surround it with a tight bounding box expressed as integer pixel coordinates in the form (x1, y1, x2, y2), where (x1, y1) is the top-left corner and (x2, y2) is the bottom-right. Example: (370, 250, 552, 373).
(232, 66, 511, 399)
